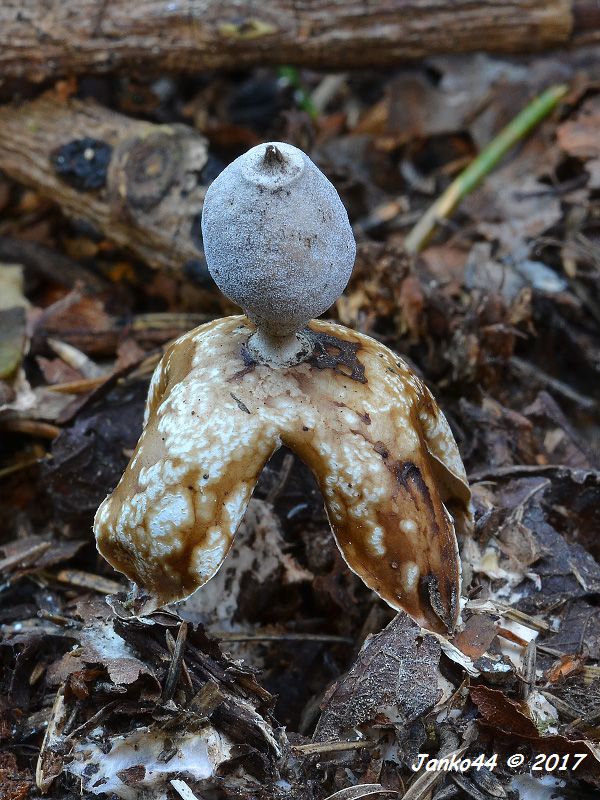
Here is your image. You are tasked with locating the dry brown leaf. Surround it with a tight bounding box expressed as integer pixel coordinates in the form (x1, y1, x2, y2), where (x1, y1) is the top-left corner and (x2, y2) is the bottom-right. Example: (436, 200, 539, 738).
(557, 95, 600, 159)
(472, 685, 600, 784)
(470, 684, 539, 737)
(314, 612, 441, 741)
(544, 653, 588, 684)
(454, 614, 499, 660)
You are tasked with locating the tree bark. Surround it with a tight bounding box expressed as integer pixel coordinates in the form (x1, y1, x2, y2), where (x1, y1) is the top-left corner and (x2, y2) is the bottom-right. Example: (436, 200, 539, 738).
(0, 93, 212, 278)
(0, 1, 575, 83)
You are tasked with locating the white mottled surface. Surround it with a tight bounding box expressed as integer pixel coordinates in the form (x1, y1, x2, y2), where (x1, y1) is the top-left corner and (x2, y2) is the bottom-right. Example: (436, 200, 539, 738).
(94, 315, 471, 633)
(68, 725, 232, 800)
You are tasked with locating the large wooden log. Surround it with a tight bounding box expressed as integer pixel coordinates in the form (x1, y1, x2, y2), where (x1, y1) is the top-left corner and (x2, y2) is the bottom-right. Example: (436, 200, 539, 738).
(0, 93, 213, 279)
(0, 1, 579, 83)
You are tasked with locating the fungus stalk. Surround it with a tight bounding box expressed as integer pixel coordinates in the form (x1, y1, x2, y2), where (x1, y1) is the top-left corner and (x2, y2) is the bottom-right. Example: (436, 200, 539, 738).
(94, 142, 472, 635)
(246, 327, 312, 367)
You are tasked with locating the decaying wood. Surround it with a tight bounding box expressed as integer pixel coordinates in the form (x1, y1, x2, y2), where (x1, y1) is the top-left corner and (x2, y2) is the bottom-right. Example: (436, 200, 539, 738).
(0, 93, 211, 277)
(573, 2, 600, 45)
(0, 1, 577, 83)
(0, 237, 109, 293)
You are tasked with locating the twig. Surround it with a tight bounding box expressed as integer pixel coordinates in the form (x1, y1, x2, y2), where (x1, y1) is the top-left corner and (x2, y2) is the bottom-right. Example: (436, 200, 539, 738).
(170, 780, 201, 800)
(324, 785, 398, 800)
(564, 705, 600, 733)
(404, 83, 569, 254)
(55, 569, 124, 595)
(163, 621, 188, 702)
(36, 684, 69, 793)
(0, 455, 45, 479)
(493, 603, 552, 633)
(0, 419, 61, 438)
(37, 609, 77, 627)
(47, 376, 109, 394)
(214, 631, 353, 644)
(496, 626, 529, 647)
(539, 689, 580, 721)
(0, 541, 51, 572)
(510, 355, 597, 410)
(468, 462, 579, 482)
(294, 740, 373, 755)
(47, 338, 104, 379)
(64, 700, 120, 740)
(0, 236, 108, 293)
(130, 312, 213, 334)
(583, 665, 600, 680)
(518, 640, 537, 701)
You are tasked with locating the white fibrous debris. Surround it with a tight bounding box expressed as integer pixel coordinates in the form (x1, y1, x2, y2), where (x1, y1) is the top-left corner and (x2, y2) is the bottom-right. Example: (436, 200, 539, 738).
(67, 725, 232, 800)
(179, 498, 310, 630)
(170, 779, 200, 800)
(461, 538, 537, 603)
(497, 617, 539, 672)
(434, 636, 481, 677)
(510, 774, 566, 800)
(83, 618, 137, 662)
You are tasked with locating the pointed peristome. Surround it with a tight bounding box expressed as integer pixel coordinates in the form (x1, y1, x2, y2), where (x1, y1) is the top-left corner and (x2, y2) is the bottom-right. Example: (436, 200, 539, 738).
(263, 143, 285, 168)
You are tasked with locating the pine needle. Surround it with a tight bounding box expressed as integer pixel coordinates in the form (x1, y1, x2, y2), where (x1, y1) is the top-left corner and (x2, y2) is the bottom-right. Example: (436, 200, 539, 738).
(404, 83, 569, 255)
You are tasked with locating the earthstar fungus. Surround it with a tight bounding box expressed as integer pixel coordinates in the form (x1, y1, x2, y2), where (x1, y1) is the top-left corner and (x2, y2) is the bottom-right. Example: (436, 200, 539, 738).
(94, 142, 471, 634)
